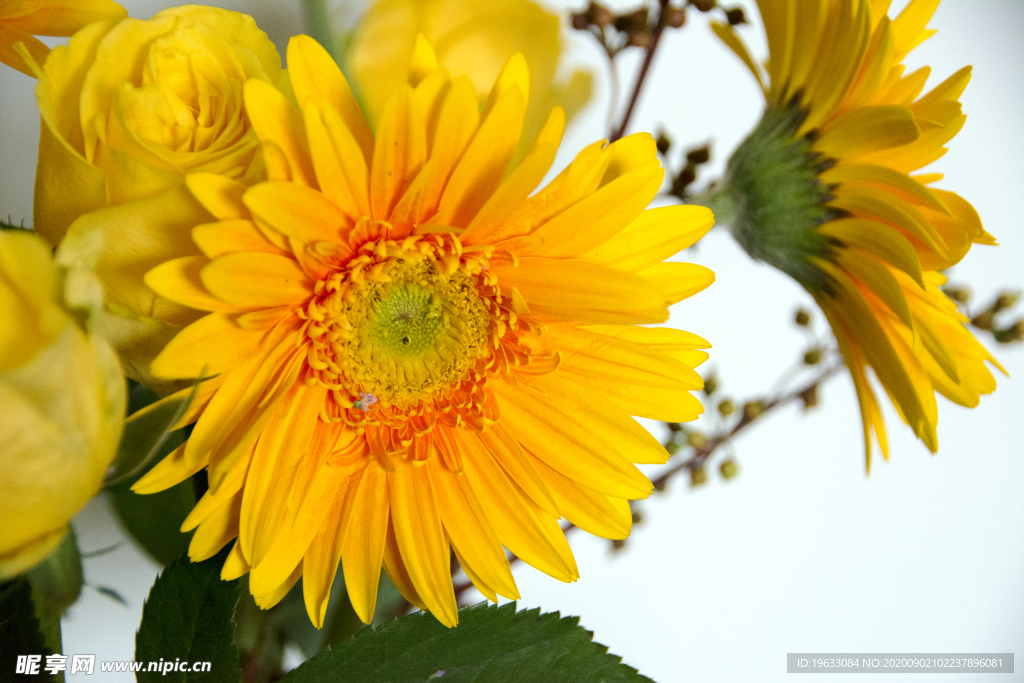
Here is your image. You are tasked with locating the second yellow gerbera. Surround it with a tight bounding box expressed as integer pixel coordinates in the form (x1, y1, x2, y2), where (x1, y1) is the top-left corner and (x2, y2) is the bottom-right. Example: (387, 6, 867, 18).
(132, 35, 714, 627)
(712, 0, 1003, 467)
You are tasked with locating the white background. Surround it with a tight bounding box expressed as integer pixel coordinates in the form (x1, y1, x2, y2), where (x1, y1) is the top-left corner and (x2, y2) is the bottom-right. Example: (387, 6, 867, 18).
(1, 1, 1021, 681)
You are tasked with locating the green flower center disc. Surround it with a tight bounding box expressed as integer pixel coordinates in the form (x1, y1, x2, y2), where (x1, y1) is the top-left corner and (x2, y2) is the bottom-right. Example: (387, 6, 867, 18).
(368, 283, 443, 357)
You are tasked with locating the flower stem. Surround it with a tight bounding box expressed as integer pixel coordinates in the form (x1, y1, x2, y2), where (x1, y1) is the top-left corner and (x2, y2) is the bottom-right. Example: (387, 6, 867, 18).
(300, 0, 340, 64)
(610, 0, 672, 142)
(653, 360, 843, 486)
(686, 183, 738, 228)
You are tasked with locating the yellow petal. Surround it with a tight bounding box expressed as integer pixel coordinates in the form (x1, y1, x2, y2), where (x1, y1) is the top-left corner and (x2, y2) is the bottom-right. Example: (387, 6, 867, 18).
(239, 385, 323, 567)
(201, 252, 312, 308)
(817, 261, 936, 447)
(33, 16, 114, 236)
(915, 190, 984, 270)
(301, 486, 349, 629)
(467, 139, 609, 245)
(370, 85, 427, 221)
(122, 375, 225, 437)
(507, 159, 663, 259)
(558, 364, 705, 423)
(825, 303, 889, 469)
(186, 173, 250, 221)
(181, 446, 252, 531)
(287, 34, 373, 166)
(243, 181, 350, 245)
(0, 23, 49, 76)
(252, 563, 302, 610)
(340, 463, 390, 624)
(475, 423, 558, 517)
(817, 217, 925, 287)
(151, 312, 269, 379)
(481, 52, 529, 121)
(637, 262, 716, 305)
(821, 163, 950, 215)
(815, 104, 919, 159)
(427, 455, 519, 600)
(187, 492, 241, 562)
(132, 443, 207, 494)
(249, 456, 338, 600)
(493, 382, 656, 498)
(407, 33, 439, 86)
(543, 324, 703, 390)
(184, 338, 303, 475)
(830, 184, 946, 256)
(220, 540, 250, 581)
(530, 458, 632, 540)
(3, 0, 126, 35)
(387, 463, 458, 627)
(381, 520, 427, 611)
(582, 205, 714, 272)
(33, 114, 107, 247)
(492, 257, 668, 325)
(303, 103, 372, 221)
(892, 0, 939, 59)
(460, 107, 565, 245)
(458, 432, 578, 582)
(244, 79, 317, 188)
(61, 183, 211, 325)
(434, 85, 526, 228)
(710, 22, 766, 92)
(834, 248, 914, 330)
(192, 220, 284, 258)
(390, 76, 479, 229)
(799, 0, 871, 133)
(145, 256, 244, 313)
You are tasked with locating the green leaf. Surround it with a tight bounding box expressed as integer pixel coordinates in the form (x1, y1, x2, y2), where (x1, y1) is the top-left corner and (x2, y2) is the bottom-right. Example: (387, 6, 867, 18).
(106, 381, 195, 486)
(0, 220, 30, 231)
(107, 430, 195, 566)
(25, 528, 82, 654)
(273, 579, 335, 658)
(107, 381, 198, 565)
(136, 551, 241, 683)
(0, 579, 60, 682)
(281, 602, 654, 683)
(94, 585, 128, 606)
(26, 528, 83, 615)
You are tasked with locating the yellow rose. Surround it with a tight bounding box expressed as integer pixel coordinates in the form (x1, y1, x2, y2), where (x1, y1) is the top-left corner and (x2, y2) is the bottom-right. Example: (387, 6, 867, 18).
(0, 229, 125, 578)
(0, 0, 126, 76)
(34, 5, 281, 240)
(32, 6, 281, 389)
(347, 0, 592, 160)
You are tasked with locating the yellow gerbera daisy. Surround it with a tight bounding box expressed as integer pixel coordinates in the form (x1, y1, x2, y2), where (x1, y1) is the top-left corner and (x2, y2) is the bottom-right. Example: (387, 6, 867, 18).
(131, 34, 714, 627)
(710, 0, 1003, 467)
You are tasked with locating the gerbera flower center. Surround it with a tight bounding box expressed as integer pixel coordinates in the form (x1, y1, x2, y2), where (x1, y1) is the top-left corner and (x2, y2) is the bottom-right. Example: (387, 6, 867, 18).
(340, 260, 491, 407)
(301, 228, 497, 413)
(368, 282, 442, 356)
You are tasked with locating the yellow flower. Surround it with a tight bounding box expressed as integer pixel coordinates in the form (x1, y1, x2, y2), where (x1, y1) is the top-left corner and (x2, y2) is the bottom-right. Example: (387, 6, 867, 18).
(0, 229, 125, 578)
(131, 35, 714, 627)
(0, 0, 125, 76)
(347, 0, 592, 163)
(711, 0, 1002, 467)
(32, 6, 282, 390)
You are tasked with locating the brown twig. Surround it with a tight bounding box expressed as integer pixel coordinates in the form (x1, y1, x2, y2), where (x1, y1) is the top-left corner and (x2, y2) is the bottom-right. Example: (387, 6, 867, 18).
(610, 0, 672, 142)
(451, 359, 844, 603)
(652, 360, 843, 486)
